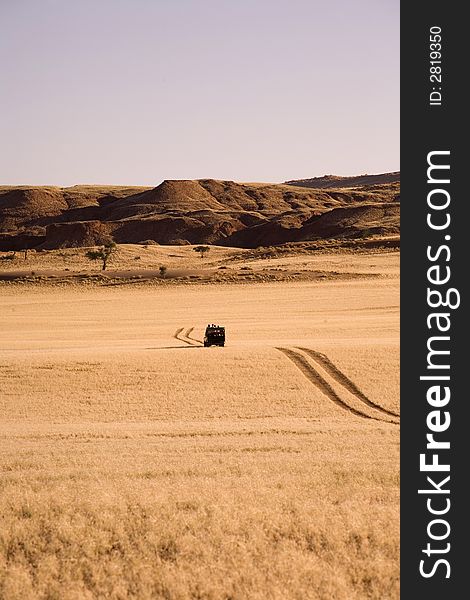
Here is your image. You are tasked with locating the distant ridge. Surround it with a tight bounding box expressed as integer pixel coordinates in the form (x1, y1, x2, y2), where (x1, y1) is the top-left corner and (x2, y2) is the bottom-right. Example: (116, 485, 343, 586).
(0, 176, 400, 251)
(285, 172, 400, 189)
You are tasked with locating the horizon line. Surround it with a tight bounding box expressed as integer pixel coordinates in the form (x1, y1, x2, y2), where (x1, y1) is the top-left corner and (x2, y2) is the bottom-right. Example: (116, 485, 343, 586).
(0, 169, 401, 189)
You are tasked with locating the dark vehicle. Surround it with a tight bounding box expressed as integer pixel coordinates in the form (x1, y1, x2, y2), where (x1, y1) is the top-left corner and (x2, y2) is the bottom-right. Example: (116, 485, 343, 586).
(204, 324, 225, 347)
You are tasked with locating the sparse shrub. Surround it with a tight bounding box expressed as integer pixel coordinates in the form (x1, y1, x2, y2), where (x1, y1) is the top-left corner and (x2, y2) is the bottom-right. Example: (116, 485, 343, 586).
(193, 245, 210, 259)
(85, 242, 117, 271)
(159, 265, 167, 278)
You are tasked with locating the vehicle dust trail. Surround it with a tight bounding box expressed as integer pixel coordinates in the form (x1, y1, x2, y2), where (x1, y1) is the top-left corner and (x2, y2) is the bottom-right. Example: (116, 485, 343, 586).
(184, 327, 203, 345)
(297, 347, 400, 419)
(276, 348, 397, 424)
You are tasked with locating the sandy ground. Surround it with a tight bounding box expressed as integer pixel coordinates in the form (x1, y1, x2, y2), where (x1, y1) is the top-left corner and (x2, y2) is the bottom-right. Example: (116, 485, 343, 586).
(0, 251, 399, 599)
(0, 243, 398, 283)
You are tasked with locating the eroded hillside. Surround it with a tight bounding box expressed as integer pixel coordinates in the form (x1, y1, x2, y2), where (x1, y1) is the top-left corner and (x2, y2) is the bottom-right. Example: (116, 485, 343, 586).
(0, 175, 400, 250)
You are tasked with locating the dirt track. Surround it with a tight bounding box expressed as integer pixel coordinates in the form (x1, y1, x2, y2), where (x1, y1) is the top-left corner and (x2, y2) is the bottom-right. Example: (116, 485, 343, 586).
(174, 323, 399, 424)
(297, 346, 400, 419)
(276, 347, 399, 424)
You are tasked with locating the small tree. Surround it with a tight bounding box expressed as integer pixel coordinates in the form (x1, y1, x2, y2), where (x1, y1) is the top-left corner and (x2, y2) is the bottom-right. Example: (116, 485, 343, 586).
(85, 241, 117, 271)
(159, 265, 167, 278)
(193, 245, 210, 260)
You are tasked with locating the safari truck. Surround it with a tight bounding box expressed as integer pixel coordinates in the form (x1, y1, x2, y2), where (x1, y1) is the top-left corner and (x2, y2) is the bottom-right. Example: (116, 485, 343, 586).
(204, 324, 225, 347)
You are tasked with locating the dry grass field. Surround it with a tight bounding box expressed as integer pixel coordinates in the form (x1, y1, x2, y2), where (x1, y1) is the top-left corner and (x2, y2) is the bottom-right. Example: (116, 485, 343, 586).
(0, 247, 399, 599)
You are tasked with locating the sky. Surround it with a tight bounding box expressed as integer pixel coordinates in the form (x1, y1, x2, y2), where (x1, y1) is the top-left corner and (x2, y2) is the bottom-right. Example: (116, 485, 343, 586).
(0, 0, 399, 186)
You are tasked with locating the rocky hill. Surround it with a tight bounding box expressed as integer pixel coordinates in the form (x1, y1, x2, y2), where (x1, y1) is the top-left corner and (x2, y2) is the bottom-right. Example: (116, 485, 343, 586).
(0, 176, 400, 250)
(285, 171, 400, 189)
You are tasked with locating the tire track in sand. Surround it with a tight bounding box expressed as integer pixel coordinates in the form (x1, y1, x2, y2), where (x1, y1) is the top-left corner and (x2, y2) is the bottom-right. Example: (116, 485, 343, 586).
(185, 327, 203, 345)
(276, 347, 397, 424)
(296, 347, 400, 419)
(173, 327, 199, 346)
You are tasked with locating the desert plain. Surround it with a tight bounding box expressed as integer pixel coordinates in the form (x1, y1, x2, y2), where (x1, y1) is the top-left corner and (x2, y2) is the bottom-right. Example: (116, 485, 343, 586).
(0, 244, 399, 599)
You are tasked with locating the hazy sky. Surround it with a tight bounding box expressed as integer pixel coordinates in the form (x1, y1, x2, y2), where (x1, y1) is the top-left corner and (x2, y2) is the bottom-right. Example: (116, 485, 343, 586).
(0, 0, 399, 186)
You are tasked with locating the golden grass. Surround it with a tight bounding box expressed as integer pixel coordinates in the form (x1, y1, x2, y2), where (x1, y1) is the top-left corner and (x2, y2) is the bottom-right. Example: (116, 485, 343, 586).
(0, 244, 398, 276)
(0, 264, 399, 599)
(1, 422, 398, 600)
(0, 244, 241, 273)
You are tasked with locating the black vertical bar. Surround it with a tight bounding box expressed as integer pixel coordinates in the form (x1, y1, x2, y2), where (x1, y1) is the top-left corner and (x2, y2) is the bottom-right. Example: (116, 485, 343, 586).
(401, 2, 466, 597)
